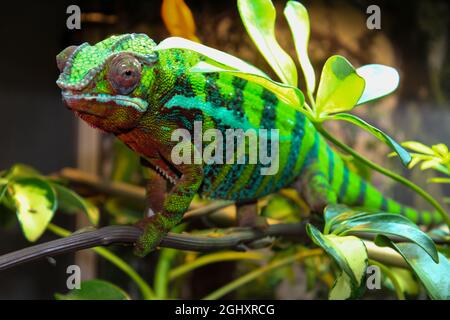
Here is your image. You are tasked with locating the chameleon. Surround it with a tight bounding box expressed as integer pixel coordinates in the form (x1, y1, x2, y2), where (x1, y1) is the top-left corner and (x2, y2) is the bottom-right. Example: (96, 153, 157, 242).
(56, 33, 443, 256)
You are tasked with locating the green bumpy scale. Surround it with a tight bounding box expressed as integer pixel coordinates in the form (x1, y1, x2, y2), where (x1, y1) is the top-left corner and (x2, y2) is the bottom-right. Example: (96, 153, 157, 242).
(56, 34, 443, 256)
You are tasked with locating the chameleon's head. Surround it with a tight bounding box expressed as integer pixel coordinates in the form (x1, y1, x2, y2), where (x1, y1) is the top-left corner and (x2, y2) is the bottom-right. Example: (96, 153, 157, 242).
(56, 33, 158, 133)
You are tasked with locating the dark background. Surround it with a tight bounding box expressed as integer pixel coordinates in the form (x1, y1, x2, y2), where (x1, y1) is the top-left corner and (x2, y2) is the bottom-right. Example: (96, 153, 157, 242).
(0, 0, 448, 299)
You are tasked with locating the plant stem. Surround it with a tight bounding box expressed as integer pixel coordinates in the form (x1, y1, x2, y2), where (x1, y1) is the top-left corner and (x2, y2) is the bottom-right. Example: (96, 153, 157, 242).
(369, 259, 405, 300)
(154, 248, 178, 299)
(317, 126, 450, 227)
(169, 251, 264, 281)
(153, 224, 185, 299)
(46, 223, 155, 300)
(202, 249, 323, 300)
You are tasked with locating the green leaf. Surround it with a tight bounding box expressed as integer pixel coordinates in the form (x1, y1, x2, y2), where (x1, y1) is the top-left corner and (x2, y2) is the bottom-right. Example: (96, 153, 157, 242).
(238, 0, 298, 86)
(190, 61, 304, 109)
(336, 212, 438, 263)
(376, 236, 450, 300)
(8, 177, 57, 242)
(306, 224, 368, 299)
(315, 55, 365, 117)
(329, 113, 412, 166)
(52, 183, 99, 226)
(383, 267, 419, 296)
(356, 64, 399, 105)
(329, 272, 353, 300)
(155, 37, 267, 77)
(432, 143, 449, 157)
(324, 204, 374, 234)
(284, 1, 315, 93)
(261, 194, 300, 223)
(6, 164, 41, 180)
(402, 141, 435, 155)
(421, 159, 441, 170)
(55, 279, 130, 300)
(427, 228, 450, 243)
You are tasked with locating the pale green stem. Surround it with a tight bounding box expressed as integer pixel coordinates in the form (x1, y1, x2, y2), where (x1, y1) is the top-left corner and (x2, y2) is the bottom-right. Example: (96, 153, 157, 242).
(316, 126, 450, 228)
(169, 251, 263, 281)
(153, 224, 185, 299)
(154, 248, 178, 299)
(47, 223, 155, 300)
(202, 249, 323, 300)
(369, 259, 405, 300)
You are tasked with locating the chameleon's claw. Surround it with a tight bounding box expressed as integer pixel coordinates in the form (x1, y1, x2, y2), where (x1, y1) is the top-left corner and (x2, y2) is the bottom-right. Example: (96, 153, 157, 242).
(133, 215, 167, 257)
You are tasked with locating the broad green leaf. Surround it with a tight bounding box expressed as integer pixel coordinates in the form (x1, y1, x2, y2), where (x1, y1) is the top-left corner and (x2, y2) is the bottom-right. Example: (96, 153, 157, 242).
(336, 212, 438, 263)
(190, 61, 304, 109)
(8, 178, 56, 242)
(155, 37, 267, 77)
(6, 164, 41, 180)
(376, 236, 450, 300)
(307, 224, 368, 298)
(356, 64, 399, 105)
(324, 205, 375, 234)
(284, 1, 315, 93)
(315, 56, 365, 116)
(329, 272, 353, 300)
(52, 183, 99, 226)
(238, 0, 298, 86)
(329, 113, 412, 166)
(55, 279, 130, 300)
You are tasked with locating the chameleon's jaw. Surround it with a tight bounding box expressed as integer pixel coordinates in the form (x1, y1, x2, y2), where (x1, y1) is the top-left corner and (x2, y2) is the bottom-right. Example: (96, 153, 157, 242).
(62, 91, 148, 114)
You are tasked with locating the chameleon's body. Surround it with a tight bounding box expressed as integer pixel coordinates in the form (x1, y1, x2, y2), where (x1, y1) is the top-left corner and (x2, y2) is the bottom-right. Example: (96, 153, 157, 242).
(56, 34, 441, 256)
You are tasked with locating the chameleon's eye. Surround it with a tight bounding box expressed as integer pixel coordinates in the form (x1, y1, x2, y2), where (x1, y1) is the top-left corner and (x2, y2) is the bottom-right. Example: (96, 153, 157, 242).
(108, 54, 142, 95)
(56, 45, 78, 72)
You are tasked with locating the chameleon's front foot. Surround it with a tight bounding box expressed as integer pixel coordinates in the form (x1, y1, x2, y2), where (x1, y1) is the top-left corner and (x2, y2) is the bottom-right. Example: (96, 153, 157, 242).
(133, 215, 169, 257)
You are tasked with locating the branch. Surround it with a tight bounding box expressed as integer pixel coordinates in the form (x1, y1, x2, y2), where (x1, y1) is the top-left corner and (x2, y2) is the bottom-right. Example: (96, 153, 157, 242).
(0, 220, 413, 272)
(0, 223, 307, 272)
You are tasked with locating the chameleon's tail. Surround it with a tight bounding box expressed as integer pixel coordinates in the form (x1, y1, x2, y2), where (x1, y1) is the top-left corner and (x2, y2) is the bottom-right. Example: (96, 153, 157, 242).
(328, 147, 444, 227)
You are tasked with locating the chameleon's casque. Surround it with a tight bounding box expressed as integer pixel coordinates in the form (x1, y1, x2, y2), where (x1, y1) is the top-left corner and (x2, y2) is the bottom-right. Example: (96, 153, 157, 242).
(56, 33, 442, 256)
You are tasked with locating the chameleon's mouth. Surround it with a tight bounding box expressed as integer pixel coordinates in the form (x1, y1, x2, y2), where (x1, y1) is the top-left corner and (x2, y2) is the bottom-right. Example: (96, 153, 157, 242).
(154, 164, 178, 185)
(62, 91, 149, 114)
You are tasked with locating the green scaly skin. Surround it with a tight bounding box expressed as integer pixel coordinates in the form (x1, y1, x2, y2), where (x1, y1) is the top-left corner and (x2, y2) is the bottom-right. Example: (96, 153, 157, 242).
(56, 34, 442, 256)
